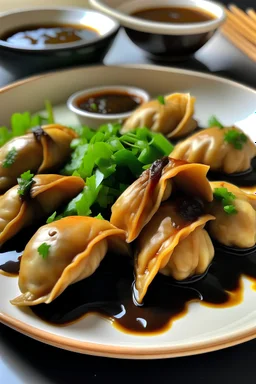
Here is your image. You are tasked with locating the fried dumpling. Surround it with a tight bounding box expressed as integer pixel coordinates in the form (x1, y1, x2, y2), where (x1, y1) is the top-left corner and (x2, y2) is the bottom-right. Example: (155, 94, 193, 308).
(121, 93, 197, 138)
(0, 124, 77, 193)
(171, 126, 256, 174)
(135, 202, 215, 303)
(208, 181, 256, 248)
(11, 216, 129, 306)
(111, 157, 213, 242)
(0, 174, 84, 246)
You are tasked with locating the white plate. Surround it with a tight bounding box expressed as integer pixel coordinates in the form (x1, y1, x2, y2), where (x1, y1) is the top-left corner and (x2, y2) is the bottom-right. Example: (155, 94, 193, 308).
(0, 65, 256, 359)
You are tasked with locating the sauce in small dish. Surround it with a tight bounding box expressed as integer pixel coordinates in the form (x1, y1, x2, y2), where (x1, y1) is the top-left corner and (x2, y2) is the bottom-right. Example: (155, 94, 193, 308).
(2, 24, 99, 48)
(132, 6, 215, 24)
(67, 86, 150, 129)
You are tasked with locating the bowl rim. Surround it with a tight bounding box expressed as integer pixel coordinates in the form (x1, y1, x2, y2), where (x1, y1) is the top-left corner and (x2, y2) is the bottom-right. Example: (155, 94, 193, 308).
(67, 85, 150, 120)
(0, 6, 120, 52)
(89, 0, 226, 35)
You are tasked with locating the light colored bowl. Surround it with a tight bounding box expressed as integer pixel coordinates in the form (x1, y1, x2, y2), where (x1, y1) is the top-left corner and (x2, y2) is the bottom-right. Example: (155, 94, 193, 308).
(67, 85, 150, 128)
(89, 0, 226, 59)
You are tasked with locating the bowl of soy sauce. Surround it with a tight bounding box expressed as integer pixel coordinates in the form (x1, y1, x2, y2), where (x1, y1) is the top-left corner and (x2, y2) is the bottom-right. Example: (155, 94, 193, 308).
(0, 7, 119, 72)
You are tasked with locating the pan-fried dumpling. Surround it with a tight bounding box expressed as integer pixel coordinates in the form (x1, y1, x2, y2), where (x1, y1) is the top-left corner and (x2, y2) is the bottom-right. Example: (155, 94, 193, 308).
(135, 202, 215, 303)
(0, 174, 84, 246)
(121, 93, 197, 138)
(11, 217, 129, 306)
(171, 126, 256, 174)
(111, 157, 213, 242)
(0, 124, 77, 193)
(208, 181, 256, 248)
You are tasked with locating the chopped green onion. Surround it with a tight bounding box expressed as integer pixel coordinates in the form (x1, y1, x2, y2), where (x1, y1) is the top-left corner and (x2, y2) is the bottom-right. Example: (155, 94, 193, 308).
(213, 187, 237, 215)
(157, 95, 165, 105)
(46, 211, 57, 224)
(90, 103, 98, 112)
(208, 115, 224, 129)
(45, 100, 55, 124)
(224, 129, 247, 150)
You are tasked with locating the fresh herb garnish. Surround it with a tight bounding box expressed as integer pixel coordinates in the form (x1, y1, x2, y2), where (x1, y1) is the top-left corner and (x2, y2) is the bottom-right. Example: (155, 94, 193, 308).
(208, 115, 224, 129)
(45, 100, 55, 124)
(95, 213, 104, 220)
(157, 95, 165, 105)
(46, 211, 57, 224)
(90, 103, 98, 112)
(37, 243, 51, 259)
(224, 129, 247, 149)
(17, 170, 35, 197)
(2, 147, 17, 168)
(213, 187, 238, 215)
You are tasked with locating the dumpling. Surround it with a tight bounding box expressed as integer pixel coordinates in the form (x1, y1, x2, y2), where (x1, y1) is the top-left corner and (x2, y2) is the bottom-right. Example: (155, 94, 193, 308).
(0, 124, 77, 193)
(171, 126, 256, 174)
(0, 174, 84, 246)
(11, 216, 129, 306)
(111, 157, 213, 242)
(135, 202, 215, 303)
(208, 181, 256, 248)
(121, 93, 197, 138)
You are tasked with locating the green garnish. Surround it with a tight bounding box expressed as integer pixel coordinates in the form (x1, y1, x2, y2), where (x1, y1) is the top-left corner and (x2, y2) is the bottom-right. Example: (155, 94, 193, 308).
(224, 129, 247, 149)
(37, 243, 51, 259)
(2, 147, 17, 168)
(17, 170, 35, 197)
(208, 115, 224, 129)
(157, 95, 165, 105)
(213, 187, 238, 215)
(90, 103, 98, 112)
(95, 213, 104, 220)
(0, 100, 55, 147)
(46, 211, 57, 224)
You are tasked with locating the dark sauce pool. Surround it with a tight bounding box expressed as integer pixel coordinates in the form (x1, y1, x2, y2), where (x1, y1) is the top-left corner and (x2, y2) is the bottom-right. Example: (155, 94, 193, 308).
(2, 24, 99, 48)
(1, 228, 256, 335)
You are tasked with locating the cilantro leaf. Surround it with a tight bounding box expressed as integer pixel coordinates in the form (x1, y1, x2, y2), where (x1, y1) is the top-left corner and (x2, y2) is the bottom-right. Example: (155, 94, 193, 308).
(2, 147, 17, 168)
(38, 243, 51, 259)
(213, 187, 237, 215)
(157, 95, 165, 105)
(46, 211, 57, 224)
(224, 129, 247, 149)
(17, 170, 35, 197)
(208, 115, 224, 129)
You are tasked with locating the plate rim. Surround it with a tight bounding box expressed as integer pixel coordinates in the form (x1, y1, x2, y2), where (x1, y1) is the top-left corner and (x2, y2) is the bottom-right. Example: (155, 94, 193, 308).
(0, 63, 255, 358)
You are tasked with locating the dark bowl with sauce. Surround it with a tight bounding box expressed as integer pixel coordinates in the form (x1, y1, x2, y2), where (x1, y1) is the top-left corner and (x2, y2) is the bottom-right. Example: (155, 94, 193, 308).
(90, 0, 226, 60)
(67, 85, 150, 128)
(0, 7, 120, 73)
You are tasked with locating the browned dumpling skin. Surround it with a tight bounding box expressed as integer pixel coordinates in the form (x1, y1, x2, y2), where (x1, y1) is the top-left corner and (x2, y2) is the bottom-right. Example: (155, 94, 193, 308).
(110, 157, 213, 242)
(0, 124, 77, 193)
(208, 181, 256, 248)
(121, 93, 197, 138)
(135, 202, 215, 303)
(11, 217, 129, 306)
(171, 126, 256, 174)
(0, 174, 84, 246)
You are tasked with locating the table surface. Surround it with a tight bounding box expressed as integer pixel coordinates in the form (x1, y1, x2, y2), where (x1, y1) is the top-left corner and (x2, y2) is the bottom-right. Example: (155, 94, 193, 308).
(1, 0, 256, 382)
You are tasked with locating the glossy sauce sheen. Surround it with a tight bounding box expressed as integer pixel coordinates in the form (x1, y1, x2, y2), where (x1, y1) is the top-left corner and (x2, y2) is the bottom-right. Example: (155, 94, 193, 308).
(2, 24, 99, 47)
(132, 6, 215, 24)
(77, 91, 142, 115)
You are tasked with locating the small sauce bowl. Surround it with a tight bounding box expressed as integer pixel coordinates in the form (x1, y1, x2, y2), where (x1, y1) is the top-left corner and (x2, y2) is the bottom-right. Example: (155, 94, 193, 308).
(67, 85, 150, 128)
(90, 0, 226, 60)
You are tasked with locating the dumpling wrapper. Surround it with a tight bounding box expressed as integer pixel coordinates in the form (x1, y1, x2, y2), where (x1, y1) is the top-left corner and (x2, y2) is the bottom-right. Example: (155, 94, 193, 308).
(0, 124, 77, 193)
(208, 181, 256, 248)
(171, 126, 256, 174)
(111, 157, 213, 242)
(121, 93, 197, 138)
(0, 174, 84, 246)
(11, 216, 129, 306)
(135, 202, 215, 303)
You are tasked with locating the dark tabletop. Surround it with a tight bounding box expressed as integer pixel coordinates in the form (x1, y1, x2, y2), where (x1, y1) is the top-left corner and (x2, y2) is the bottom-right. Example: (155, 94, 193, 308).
(0, 0, 256, 383)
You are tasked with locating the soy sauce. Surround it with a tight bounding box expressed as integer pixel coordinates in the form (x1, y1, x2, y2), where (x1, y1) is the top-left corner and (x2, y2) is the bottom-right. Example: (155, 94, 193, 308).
(132, 6, 215, 24)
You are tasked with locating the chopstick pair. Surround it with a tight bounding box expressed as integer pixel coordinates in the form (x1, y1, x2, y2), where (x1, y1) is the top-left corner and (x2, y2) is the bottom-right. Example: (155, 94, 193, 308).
(221, 5, 256, 63)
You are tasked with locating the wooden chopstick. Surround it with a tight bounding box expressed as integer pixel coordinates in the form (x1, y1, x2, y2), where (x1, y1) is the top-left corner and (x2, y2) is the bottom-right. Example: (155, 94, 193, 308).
(225, 9, 256, 44)
(228, 4, 256, 31)
(247, 9, 256, 23)
(222, 23, 256, 62)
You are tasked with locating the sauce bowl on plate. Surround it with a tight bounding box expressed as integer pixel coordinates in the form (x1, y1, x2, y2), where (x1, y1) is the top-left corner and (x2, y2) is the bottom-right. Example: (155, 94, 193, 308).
(89, 0, 226, 60)
(67, 85, 150, 128)
(0, 7, 119, 72)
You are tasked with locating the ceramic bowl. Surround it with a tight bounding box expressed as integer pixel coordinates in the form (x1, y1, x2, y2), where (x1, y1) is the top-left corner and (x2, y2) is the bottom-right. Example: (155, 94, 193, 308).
(0, 7, 119, 71)
(89, 0, 226, 60)
(67, 85, 150, 128)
